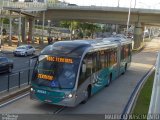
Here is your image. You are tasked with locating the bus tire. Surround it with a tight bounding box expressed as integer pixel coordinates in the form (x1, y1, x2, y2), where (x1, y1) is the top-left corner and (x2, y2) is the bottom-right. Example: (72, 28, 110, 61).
(122, 64, 127, 75)
(105, 74, 112, 87)
(81, 86, 91, 104)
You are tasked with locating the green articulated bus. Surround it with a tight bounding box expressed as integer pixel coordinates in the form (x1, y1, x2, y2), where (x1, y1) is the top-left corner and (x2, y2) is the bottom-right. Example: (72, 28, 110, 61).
(30, 37, 132, 107)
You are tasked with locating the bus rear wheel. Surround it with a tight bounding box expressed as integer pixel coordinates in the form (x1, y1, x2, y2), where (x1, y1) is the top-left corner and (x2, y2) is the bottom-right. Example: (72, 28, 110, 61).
(81, 86, 91, 104)
(105, 74, 112, 87)
(122, 64, 127, 75)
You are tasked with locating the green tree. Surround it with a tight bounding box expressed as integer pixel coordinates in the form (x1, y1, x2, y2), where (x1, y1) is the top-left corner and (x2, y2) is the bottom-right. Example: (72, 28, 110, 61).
(79, 22, 99, 38)
(2, 18, 9, 24)
(60, 20, 100, 39)
(60, 20, 80, 39)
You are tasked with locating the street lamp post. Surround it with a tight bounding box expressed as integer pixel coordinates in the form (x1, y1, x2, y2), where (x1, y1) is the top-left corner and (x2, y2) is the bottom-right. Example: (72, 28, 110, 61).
(41, 11, 45, 44)
(134, 0, 136, 8)
(126, 0, 132, 37)
(48, 20, 51, 37)
(117, 0, 120, 7)
(36, 19, 39, 43)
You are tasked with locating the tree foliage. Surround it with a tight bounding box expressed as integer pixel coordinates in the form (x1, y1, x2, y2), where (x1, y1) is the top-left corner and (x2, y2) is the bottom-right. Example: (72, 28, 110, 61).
(0, 18, 9, 24)
(60, 20, 101, 38)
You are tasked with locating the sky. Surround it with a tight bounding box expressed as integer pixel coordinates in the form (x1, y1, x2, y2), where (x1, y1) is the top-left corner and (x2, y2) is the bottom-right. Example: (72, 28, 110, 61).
(59, 0, 160, 9)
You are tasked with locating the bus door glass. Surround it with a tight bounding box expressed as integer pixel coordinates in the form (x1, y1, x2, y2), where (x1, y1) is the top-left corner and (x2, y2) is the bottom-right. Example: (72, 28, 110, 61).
(78, 53, 93, 87)
(77, 53, 93, 103)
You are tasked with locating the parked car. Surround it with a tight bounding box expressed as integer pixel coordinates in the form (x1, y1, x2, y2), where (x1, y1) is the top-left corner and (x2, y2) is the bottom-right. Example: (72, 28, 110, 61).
(0, 57, 13, 73)
(13, 45, 36, 56)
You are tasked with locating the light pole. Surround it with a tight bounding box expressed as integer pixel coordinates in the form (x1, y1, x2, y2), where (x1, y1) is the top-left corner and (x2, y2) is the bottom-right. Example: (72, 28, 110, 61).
(126, 0, 132, 37)
(117, 0, 120, 7)
(48, 20, 51, 37)
(41, 11, 45, 44)
(134, 0, 136, 8)
(36, 19, 39, 43)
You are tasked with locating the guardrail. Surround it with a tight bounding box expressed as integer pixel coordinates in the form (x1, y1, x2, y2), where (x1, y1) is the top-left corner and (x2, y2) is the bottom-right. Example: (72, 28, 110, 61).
(0, 68, 33, 93)
(148, 52, 160, 117)
(121, 66, 155, 120)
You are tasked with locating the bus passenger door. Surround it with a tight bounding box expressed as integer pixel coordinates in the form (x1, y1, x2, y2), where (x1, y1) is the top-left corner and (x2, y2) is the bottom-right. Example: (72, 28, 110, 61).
(76, 54, 92, 104)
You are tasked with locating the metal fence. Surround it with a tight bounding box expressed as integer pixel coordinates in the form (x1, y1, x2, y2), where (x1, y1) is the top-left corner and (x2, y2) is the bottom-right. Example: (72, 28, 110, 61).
(148, 52, 160, 117)
(0, 68, 33, 93)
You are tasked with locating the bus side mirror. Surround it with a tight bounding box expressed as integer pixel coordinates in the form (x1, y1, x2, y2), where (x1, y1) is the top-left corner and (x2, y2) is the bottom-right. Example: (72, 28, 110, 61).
(29, 55, 38, 67)
(82, 64, 86, 73)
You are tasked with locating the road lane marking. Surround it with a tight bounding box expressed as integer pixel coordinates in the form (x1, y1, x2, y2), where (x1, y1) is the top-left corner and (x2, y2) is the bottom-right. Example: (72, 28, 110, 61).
(54, 106, 65, 114)
(0, 83, 28, 94)
(0, 92, 29, 108)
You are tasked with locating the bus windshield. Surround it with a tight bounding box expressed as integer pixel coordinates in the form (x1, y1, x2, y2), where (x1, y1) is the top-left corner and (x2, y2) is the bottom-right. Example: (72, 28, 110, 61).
(32, 55, 80, 89)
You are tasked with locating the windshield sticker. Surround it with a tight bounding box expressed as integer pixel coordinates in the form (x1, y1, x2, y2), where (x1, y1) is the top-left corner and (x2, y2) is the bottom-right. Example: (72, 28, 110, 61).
(38, 74, 54, 81)
(46, 56, 73, 63)
(51, 80, 59, 87)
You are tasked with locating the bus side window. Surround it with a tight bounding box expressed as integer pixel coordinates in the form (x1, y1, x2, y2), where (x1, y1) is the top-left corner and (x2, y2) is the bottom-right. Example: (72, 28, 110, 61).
(96, 52, 101, 71)
(105, 50, 109, 67)
(100, 50, 105, 69)
(92, 53, 97, 72)
(121, 45, 125, 60)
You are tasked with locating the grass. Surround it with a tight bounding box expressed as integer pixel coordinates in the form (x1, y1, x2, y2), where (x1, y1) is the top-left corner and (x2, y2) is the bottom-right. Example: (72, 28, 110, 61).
(132, 71, 155, 116)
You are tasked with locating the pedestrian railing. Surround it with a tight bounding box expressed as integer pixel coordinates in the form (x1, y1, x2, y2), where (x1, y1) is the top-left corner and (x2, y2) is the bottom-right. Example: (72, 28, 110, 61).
(0, 68, 33, 93)
(148, 52, 160, 117)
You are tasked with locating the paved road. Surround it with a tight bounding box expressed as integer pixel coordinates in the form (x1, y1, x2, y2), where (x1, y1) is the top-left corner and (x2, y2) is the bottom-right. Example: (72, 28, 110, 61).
(0, 38, 160, 119)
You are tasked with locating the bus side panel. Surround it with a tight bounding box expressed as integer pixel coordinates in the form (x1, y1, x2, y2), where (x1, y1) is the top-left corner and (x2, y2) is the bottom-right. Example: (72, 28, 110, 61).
(91, 71, 106, 95)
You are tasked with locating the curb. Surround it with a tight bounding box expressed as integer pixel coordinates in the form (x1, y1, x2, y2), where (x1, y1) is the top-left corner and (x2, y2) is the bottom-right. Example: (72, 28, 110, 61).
(0, 86, 30, 104)
(1, 51, 13, 54)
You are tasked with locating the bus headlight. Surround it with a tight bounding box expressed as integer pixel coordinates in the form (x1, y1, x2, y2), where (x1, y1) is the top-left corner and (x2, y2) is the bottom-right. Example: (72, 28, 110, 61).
(30, 88, 35, 92)
(31, 88, 33, 91)
(66, 93, 73, 98)
(68, 93, 73, 98)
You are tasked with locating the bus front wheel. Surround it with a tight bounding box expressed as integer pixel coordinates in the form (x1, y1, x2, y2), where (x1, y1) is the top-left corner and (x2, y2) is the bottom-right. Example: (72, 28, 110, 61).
(81, 86, 91, 104)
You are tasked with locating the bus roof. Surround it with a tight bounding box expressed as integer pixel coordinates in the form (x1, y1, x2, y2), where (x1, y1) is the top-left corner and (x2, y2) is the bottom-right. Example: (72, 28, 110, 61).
(40, 38, 131, 57)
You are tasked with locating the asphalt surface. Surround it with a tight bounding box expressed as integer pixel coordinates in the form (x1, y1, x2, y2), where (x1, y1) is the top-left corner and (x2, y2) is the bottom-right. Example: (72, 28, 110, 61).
(0, 38, 160, 120)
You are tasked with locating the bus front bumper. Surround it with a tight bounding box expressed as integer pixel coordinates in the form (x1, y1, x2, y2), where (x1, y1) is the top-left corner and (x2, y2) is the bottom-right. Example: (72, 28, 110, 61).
(30, 88, 78, 107)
